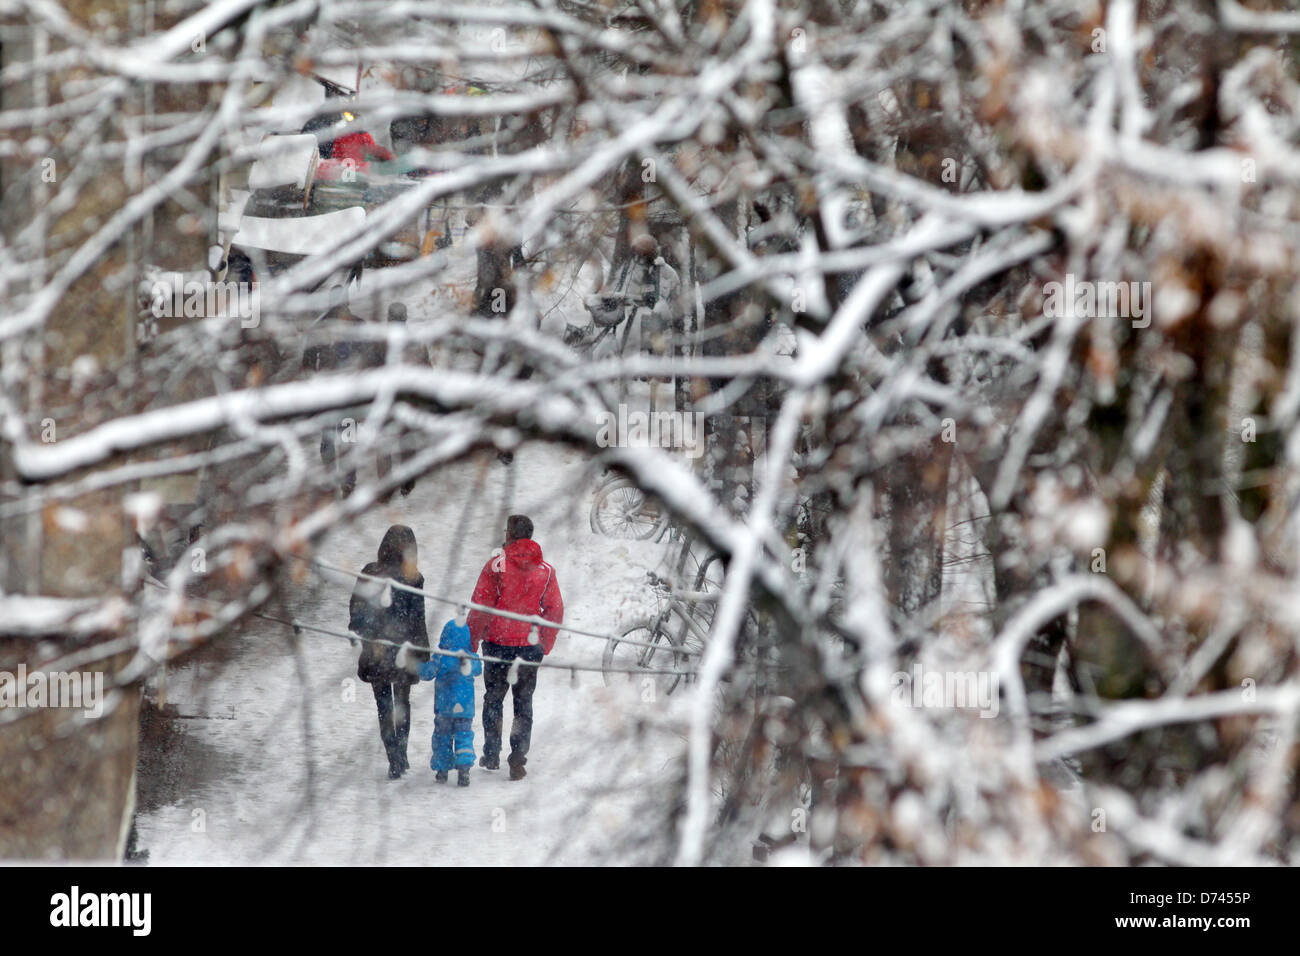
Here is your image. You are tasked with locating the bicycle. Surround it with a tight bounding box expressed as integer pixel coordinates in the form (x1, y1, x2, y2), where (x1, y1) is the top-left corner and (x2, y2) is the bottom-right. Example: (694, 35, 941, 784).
(601, 540, 759, 696)
(589, 471, 670, 540)
(602, 570, 708, 696)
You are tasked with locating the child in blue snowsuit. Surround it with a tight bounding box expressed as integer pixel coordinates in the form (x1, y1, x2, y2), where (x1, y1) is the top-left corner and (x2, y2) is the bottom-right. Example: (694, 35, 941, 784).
(417, 620, 483, 786)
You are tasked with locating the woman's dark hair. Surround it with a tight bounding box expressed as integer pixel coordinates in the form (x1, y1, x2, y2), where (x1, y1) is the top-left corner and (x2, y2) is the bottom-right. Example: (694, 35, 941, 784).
(376, 525, 418, 580)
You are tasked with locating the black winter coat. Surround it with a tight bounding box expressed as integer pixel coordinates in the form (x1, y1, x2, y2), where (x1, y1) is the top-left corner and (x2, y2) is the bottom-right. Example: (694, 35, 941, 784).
(349, 565, 430, 685)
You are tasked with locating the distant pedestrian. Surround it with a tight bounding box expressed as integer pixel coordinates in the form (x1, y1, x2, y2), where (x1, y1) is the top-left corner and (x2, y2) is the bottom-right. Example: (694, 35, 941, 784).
(302, 287, 386, 497)
(349, 525, 430, 779)
(588, 234, 681, 360)
(378, 302, 419, 497)
(621, 234, 681, 360)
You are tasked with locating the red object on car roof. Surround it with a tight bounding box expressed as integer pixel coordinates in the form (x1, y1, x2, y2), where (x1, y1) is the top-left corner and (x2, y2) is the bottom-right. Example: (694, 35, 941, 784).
(329, 130, 395, 172)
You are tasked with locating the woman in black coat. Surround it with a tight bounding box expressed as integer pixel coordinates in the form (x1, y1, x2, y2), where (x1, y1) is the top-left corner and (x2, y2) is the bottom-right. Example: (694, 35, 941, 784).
(349, 525, 430, 778)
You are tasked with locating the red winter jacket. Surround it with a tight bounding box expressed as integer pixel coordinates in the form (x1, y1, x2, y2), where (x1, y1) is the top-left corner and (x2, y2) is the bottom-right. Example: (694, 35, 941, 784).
(467, 538, 564, 654)
(330, 131, 395, 170)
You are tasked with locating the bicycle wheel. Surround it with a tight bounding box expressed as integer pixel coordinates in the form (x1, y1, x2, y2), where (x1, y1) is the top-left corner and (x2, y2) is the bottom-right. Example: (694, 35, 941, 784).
(589, 477, 669, 539)
(690, 550, 725, 593)
(603, 617, 685, 696)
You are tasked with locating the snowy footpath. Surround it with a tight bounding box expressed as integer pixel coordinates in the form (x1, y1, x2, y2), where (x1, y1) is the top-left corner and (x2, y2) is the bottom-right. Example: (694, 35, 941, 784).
(135, 442, 693, 864)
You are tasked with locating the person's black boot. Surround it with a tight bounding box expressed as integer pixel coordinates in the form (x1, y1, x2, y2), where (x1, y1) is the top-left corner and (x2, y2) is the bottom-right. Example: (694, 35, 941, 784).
(480, 754, 499, 770)
(395, 717, 411, 773)
(380, 729, 400, 779)
(508, 762, 526, 781)
(435, 770, 448, 783)
(458, 768, 471, 787)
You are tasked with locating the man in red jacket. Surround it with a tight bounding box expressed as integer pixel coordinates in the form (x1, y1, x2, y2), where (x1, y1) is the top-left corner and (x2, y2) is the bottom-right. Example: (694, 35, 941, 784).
(468, 514, 564, 780)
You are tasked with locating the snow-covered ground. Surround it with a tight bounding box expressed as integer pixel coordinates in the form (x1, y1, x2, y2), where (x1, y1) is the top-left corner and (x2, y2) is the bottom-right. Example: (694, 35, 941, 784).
(135, 442, 696, 864)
